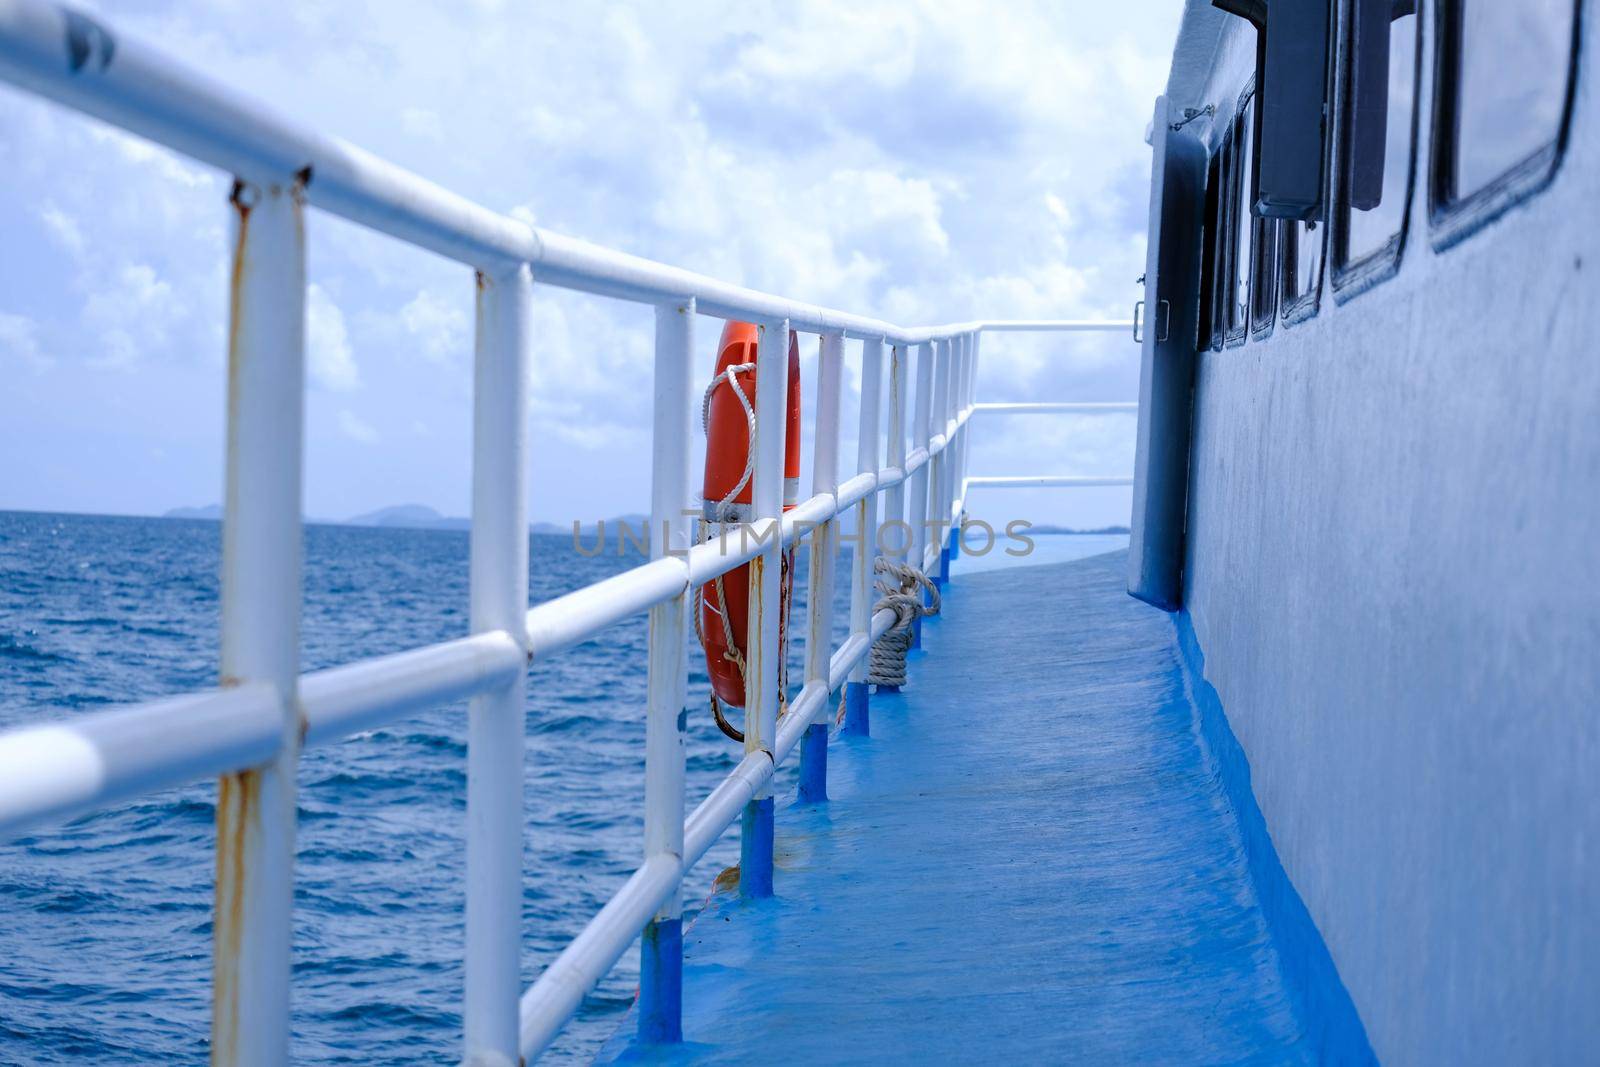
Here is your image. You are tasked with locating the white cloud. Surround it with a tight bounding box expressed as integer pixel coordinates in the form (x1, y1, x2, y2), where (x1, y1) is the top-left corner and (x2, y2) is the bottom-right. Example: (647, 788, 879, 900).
(38, 203, 86, 257)
(0, 312, 49, 372)
(399, 289, 469, 365)
(307, 283, 359, 391)
(338, 408, 379, 444)
(0, 0, 1180, 526)
(82, 264, 183, 368)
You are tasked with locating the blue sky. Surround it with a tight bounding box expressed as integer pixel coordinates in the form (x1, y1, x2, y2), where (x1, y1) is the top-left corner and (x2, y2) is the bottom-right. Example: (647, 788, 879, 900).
(0, 0, 1181, 529)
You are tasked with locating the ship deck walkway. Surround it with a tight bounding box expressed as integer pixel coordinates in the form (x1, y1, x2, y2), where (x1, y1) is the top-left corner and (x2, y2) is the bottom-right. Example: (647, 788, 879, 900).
(599, 548, 1323, 1064)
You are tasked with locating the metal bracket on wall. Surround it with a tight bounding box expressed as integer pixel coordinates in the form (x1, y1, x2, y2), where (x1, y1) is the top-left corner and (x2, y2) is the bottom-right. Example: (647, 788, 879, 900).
(1133, 300, 1170, 344)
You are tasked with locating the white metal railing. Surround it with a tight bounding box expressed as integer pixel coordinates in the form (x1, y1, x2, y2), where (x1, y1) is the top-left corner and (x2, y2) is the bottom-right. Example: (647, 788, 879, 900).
(0, 3, 1134, 1064)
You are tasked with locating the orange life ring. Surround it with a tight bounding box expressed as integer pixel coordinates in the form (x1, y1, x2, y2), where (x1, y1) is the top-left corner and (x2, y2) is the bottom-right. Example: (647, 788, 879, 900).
(698, 321, 801, 723)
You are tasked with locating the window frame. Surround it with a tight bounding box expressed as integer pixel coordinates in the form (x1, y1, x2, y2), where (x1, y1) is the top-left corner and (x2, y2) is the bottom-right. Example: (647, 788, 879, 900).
(1331, 0, 1425, 302)
(1245, 82, 1280, 340)
(1225, 83, 1260, 347)
(1428, 0, 1585, 251)
(1278, 0, 1339, 327)
(1280, 215, 1327, 325)
(1197, 147, 1223, 350)
(1208, 122, 1236, 351)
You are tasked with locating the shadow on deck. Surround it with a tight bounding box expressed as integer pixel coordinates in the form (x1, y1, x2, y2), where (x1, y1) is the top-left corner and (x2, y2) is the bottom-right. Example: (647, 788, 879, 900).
(599, 549, 1369, 1065)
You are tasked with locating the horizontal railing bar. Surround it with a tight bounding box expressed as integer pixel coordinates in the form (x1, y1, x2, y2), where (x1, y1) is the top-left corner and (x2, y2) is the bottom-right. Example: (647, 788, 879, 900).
(0, 565, 909, 844)
(774, 682, 828, 765)
(828, 634, 869, 690)
(518, 662, 835, 1059)
(870, 607, 897, 642)
(521, 604, 905, 1056)
(527, 556, 689, 658)
(0, 2, 1125, 347)
(979, 320, 1134, 332)
(905, 447, 931, 476)
(301, 631, 525, 746)
(682, 753, 773, 872)
(0, 473, 914, 841)
(0, 683, 281, 841)
(973, 402, 1139, 415)
(835, 471, 878, 511)
(964, 475, 1135, 489)
(875, 465, 907, 491)
(517, 852, 681, 1059)
(0, 630, 536, 840)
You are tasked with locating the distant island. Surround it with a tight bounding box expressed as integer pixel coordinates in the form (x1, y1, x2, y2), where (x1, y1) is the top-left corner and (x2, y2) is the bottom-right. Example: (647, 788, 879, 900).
(163, 504, 225, 521)
(344, 504, 470, 530)
(1028, 524, 1130, 535)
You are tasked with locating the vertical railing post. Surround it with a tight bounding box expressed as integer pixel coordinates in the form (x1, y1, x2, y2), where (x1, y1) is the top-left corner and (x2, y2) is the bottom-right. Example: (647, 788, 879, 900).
(740, 318, 789, 898)
(639, 299, 694, 1044)
(931, 338, 952, 586)
(464, 262, 533, 1067)
(957, 330, 981, 543)
(945, 334, 969, 568)
(212, 175, 306, 1067)
(875, 341, 910, 691)
(962, 332, 978, 505)
(798, 331, 843, 803)
(843, 337, 884, 735)
(907, 341, 935, 649)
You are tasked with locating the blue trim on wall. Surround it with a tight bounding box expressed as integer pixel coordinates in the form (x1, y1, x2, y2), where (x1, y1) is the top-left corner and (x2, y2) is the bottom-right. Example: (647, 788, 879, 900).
(740, 797, 775, 898)
(797, 722, 828, 803)
(1174, 611, 1378, 1065)
(637, 916, 683, 1045)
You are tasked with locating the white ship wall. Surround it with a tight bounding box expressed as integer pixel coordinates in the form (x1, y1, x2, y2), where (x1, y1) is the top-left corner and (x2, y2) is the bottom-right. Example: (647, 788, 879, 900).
(1171, 5, 1599, 1064)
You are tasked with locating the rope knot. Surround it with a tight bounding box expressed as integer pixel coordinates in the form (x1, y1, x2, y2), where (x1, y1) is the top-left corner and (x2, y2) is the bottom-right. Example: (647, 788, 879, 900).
(866, 557, 938, 688)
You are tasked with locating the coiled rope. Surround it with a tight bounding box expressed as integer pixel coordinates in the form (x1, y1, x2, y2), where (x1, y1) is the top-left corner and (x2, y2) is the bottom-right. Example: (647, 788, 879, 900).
(866, 557, 940, 688)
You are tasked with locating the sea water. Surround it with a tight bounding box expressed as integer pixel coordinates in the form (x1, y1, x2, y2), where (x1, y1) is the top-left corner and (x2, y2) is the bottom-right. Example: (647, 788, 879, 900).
(0, 510, 1120, 1063)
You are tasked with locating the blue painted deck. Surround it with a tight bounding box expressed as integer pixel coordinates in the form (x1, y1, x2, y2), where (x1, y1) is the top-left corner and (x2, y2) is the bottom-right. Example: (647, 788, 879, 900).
(600, 550, 1341, 1064)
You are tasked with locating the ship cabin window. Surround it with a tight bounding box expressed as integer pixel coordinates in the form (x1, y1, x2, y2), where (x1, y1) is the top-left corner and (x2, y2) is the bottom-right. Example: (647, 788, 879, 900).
(1279, 1, 1337, 317)
(1202, 132, 1233, 351)
(1282, 213, 1325, 309)
(1335, 0, 1420, 280)
(1228, 91, 1276, 340)
(1431, 0, 1580, 234)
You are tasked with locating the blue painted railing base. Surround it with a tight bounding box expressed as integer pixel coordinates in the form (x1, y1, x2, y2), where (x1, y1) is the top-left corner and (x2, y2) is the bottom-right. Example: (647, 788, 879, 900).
(797, 723, 828, 804)
(840, 680, 869, 736)
(739, 797, 775, 899)
(636, 917, 682, 1046)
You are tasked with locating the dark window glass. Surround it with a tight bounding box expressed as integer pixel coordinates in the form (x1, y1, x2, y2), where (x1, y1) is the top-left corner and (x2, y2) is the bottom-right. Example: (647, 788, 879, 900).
(1341, 7, 1418, 264)
(1284, 218, 1324, 303)
(1212, 133, 1234, 347)
(1230, 97, 1256, 336)
(1252, 217, 1277, 329)
(1444, 1, 1577, 202)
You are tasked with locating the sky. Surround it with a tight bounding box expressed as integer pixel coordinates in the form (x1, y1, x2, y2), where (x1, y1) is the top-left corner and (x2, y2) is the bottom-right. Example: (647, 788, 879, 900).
(0, 0, 1183, 530)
